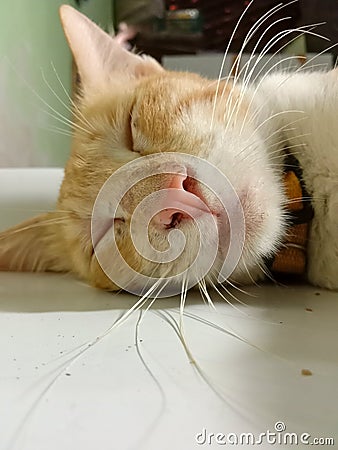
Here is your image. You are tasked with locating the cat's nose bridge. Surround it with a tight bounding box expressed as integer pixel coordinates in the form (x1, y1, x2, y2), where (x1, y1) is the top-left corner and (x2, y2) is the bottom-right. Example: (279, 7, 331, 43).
(154, 174, 209, 227)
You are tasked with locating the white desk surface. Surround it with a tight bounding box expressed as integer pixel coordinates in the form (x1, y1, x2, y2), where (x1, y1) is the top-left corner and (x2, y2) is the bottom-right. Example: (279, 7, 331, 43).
(0, 273, 337, 450)
(1, 169, 337, 448)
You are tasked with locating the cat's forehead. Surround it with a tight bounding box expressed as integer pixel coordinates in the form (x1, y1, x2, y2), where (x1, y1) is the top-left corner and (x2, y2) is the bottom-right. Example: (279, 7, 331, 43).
(133, 73, 219, 125)
(130, 72, 236, 147)
(127, 73, 225, 153)
(135, 72, 213, 108)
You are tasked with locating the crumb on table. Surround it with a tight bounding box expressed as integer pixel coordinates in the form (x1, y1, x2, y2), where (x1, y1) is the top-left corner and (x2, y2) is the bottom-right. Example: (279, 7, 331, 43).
(301, 369, 313, 376)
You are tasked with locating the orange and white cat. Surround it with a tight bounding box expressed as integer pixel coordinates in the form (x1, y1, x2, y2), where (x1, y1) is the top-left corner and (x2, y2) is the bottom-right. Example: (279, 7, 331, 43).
(0, 5, 337, 293)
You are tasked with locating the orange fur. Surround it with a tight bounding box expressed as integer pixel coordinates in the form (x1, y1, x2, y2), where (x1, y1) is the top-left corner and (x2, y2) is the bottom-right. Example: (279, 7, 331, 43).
(0, 6, 286, 291)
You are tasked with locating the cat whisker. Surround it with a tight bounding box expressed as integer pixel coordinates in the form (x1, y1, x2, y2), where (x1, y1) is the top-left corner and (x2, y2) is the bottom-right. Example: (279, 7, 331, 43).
(86, 280, 164, 348)
(295, 43, 338, 74)
(279, 190, 328, 205)
(234, 140, 302, 171)
(4, 56, 93, 141)
(198, 278, 217, 310)
(40, 68, 96, 132)
(227, 24, 320, 128)
(198, 283, 208, 307)
(155, 309, 195, 364)
(261, 118, 310, 144)
(179, 275, 188, 333)
(240, 37, 336, 135)
(251, 257, 277, 284)
(268, 140, 309, 154)
(248, 110, 306, 146)
(281, 196, 314, 206)
(235, 23, 329, 133)
(154, 309, 235, 406)
(134, 310, 167, 444)
(220, 1, 297, 118)
(240, 259, 263, 288)
(208, 278, 249, 315)
(210, 0, 254, 132)
(256, 143, 305, 164)
(6, 300, 128, 449)
(49, 61, 96, 132)
(176, 309, 266, 353)
(0, 207, 68, 214)
(239, 56, 309, 133)
(297, 61, 336, 72)
(220, 2, 292, 117)
(234, 116, 309, 166)
(235, 1, 301, 87)
(242, 24, 327, 91)
(243, 23, 328, 90)
(228, 17, 308, 126)
(41, 107, 93, 136)
(232, 127, 310, 168)
(225, 278, 257, 298)
(176, 309, 230, 334)
(215, 281, 251, 309)
(137, 277, 171, 327)
(44, 126, 74, 137)
(0, 216, 69, 239)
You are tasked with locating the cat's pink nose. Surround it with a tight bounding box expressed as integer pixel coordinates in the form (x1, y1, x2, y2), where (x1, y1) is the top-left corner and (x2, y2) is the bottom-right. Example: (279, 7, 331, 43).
(154, 174, 210, 227)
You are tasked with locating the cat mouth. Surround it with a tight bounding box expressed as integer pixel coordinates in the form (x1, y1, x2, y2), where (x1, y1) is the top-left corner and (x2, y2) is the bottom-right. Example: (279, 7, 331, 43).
(91, 174, 221, 251)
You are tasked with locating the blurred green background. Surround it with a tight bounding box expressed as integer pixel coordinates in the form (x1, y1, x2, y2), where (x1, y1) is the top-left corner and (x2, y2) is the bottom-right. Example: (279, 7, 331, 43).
(0, 0, 113, 167)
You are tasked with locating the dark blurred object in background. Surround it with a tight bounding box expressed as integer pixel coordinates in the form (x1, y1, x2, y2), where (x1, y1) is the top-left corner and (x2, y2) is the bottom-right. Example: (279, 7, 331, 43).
(165, 0, 300, 52)
(298, 0, 338, 59)
(115, 0, 164, 27)
(114, 0, 337, 61)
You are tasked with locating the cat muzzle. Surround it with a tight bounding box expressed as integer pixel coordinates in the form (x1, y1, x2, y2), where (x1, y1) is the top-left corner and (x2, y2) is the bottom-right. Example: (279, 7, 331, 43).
(154, 174, 211, 227)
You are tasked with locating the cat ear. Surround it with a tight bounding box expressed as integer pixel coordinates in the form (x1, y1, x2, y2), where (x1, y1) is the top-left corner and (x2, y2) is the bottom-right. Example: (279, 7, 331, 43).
(0, 213, 67, 272)
(59, 5, 163, 90)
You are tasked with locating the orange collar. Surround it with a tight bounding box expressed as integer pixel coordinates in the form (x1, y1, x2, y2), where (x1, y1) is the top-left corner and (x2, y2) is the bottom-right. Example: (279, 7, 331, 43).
(269, 153, 314, 277)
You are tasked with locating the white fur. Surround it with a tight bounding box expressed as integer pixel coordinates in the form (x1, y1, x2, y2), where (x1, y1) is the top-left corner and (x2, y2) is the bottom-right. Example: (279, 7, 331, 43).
(256, 70, 338, 289)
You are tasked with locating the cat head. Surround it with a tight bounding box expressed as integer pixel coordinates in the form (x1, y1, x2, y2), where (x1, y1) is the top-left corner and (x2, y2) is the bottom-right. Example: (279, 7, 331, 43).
(0, 5, 286, 295)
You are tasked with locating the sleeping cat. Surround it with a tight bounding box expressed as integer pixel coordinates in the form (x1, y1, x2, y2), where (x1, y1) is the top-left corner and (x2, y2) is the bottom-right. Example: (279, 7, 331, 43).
(0, 5, 337, 295)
